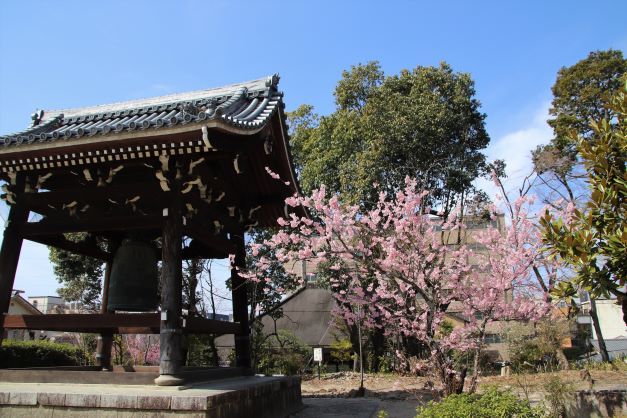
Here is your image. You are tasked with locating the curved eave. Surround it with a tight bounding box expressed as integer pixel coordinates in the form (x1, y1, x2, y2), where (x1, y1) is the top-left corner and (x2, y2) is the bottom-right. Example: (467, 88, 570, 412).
(0, 115, 273, 159)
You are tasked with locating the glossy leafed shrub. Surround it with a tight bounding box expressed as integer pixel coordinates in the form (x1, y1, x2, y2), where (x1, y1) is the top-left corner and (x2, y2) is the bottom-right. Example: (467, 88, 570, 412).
(416, 387, 543, 418)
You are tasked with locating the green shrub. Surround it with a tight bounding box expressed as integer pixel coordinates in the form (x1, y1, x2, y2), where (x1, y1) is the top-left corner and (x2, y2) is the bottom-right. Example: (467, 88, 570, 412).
(577, 357, 627, 372)
(543, 375, 573, 418)
(255, 329, 310, 376)
(416, 386, 543, 418)
(186, 334, 219, 367)
(510, 339, 544, 371)
(0, 340, 89, 368)
(330, 339, 353, 364)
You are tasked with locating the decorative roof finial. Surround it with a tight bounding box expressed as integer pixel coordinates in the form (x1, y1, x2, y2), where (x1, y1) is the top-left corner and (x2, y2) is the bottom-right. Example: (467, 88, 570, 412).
(266, 74, 280, 89)
(31, 109, 44, 127)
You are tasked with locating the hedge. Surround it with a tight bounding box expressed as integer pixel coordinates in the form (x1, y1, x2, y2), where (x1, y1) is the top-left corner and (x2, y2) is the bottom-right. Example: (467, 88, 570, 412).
(0, 340, 89, 368)
(416, 387, 544, 418)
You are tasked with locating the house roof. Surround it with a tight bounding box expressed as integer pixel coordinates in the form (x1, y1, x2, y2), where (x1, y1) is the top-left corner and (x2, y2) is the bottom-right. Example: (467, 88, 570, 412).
(10, 294, 42, 315)
(215, 285, 339, 348)
(0, 75, 283, 150)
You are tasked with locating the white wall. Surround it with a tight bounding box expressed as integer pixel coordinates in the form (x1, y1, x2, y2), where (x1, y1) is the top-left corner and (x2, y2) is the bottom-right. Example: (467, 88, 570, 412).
(592, 300, 626, 340)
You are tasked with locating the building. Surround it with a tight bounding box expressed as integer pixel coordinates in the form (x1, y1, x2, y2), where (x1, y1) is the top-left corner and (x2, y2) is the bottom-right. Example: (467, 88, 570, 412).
(0, 75, 302, 388)
(6, 292, 42, 341)
(578, 297, 627, 360)
(5, 293, 81, 342)
(27, 296, 66, 314)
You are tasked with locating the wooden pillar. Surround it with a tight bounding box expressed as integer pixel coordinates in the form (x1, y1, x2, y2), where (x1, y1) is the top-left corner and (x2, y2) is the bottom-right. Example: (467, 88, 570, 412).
(96, 241, 117, 370)
(230, 231, 251, 370)
(0, 175, 28, 342)
(155, 184, 184, 386)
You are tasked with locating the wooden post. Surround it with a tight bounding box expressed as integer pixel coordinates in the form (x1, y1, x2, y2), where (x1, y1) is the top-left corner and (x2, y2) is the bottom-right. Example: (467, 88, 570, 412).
(155, 183, 184, 386)
(96, 241, 117, 371)
(0, 175, 28, 342)
(230, 231, 251, 370)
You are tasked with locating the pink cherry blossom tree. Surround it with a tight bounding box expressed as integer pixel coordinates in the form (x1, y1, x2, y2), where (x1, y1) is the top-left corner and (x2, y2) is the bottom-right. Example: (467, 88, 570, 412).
(124, 334, 160, 366)
(244, 177, 549, 395)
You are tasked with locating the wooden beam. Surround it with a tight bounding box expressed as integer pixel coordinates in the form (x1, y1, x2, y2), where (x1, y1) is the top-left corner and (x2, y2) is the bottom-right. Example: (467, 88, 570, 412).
(0, 128, 256, 170)
(25, 234, 111, 261)
(22, 182, 165, 212)
(0, 175, 29, 319)
(96, 239, 120, 370)
(230, 230, 251, 369)
(22, 214, 162, 236)
(1, 313, 159, 333)
(183, 222, 235, 255)
(157, 175, 183, 385)
(182, 239, 229, 260)
(1, 314, 240, 335)
(184, 316, 240, 334)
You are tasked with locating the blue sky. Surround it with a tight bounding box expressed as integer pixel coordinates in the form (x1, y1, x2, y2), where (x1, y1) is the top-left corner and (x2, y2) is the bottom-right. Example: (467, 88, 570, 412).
(1, 0, 626, 306)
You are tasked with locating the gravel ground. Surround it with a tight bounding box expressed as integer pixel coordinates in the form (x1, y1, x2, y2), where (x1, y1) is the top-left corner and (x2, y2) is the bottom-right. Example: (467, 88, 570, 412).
(300, 370, 627, 398)
(292, 370, 627, 418)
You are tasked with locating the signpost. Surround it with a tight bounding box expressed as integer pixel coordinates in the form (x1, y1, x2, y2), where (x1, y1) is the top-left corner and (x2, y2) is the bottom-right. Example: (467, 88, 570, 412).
(313, 347, 322, 380)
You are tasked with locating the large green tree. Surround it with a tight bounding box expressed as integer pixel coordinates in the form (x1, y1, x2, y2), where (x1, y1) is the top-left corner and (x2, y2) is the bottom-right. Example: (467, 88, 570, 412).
(530, 50, 626, 362)
(541, 79, 627, 327)
(533, 50, 627, 204)
(289, 61, 490, 214)
(548, 49, 627, 149)
(287, 62, 491, 372)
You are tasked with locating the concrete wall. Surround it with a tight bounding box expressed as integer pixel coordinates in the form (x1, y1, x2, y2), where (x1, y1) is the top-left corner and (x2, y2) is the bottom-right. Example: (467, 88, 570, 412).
(565, 390, 627, 418)
(590, 340, 627, 361)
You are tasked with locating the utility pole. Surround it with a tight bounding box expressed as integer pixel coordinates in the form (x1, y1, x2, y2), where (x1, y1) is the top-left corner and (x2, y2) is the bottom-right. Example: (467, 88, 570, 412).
(357, 305, 364, 396)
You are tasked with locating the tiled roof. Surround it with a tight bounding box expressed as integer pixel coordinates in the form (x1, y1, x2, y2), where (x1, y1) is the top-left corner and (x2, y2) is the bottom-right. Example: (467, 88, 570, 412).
(0, 75, 283, 148)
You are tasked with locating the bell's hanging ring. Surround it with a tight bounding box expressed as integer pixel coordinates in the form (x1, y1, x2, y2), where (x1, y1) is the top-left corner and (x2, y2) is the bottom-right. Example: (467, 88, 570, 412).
(107, 239, 159, 312)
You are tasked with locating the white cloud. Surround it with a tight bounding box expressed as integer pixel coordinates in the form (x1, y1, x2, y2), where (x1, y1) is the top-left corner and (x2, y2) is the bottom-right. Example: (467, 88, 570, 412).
(476, 102, 553, 200)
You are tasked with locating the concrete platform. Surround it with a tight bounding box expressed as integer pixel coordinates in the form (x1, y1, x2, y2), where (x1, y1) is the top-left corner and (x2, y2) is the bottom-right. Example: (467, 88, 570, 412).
(0, 375, 302, 417)
(292, 398, 381, 418)
(0, 366, 249, 385)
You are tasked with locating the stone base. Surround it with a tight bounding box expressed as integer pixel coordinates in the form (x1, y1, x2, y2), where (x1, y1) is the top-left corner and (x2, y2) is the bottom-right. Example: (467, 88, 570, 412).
(0, 366, 249, 385)
(0, 375, 302, 418)
(154, 374, 185, 386)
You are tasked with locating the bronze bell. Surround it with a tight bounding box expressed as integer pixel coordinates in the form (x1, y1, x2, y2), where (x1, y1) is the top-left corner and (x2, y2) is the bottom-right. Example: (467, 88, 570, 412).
(107, 239, 159, 312)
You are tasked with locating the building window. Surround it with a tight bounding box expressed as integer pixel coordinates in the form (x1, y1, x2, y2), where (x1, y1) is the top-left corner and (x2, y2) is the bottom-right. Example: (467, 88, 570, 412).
(484, 334, 502, 344)
(468, 242, 487, 251)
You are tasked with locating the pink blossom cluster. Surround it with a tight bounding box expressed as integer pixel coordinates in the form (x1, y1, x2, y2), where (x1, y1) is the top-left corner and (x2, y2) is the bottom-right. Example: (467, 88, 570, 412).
(243, 177, 550, 383)
(123, 334, 160, 366)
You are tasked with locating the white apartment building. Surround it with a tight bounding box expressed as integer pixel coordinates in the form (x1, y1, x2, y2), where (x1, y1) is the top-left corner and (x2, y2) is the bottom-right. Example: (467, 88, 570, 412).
(27, 296, 66, 314)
